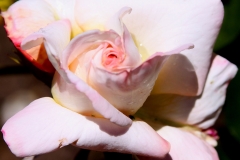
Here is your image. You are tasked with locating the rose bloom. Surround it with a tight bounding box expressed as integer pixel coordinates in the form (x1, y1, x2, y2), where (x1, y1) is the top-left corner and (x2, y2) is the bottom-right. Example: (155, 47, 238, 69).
(1, 0, 238, 159)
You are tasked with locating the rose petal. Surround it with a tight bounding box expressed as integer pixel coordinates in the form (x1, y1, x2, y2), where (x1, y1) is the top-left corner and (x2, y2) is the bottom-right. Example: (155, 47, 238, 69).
(44, 0, 82, 37)
(2, 0, 56, 72)
(105, 7, 132, 35)
(121, 24, 141, 67)
(137, 55, 238, 129)
(157, 126, 219, 160)
(2, 0, 55, 45)
(2, 97, 170, 158)
(75, 0, 224, 95)
(52, 70, 132, 126)
(21, 19, 71, 75)
(89, 44, 193, 115)
(105, 7, 141, 67)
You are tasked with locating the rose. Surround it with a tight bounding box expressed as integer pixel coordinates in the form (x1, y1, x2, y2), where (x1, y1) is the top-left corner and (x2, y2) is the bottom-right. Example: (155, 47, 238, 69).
(1, 0, 237, 159)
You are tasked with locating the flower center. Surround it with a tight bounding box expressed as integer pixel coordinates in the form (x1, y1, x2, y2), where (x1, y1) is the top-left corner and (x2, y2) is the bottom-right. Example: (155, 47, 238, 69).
(101, 42, 124, 70)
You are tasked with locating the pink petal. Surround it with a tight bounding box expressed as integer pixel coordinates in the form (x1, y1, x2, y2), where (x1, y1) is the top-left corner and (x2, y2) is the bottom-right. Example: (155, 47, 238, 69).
(137, 55, 238, 129)
(156, 126, 219, 160)
(75, 0, 224, 96)
(2, 97, 170, 158)
(88, 44, 193, 116)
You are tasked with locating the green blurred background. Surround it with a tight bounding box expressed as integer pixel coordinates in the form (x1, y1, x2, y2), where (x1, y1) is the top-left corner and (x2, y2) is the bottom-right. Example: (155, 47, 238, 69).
(1, 0, 240, 159)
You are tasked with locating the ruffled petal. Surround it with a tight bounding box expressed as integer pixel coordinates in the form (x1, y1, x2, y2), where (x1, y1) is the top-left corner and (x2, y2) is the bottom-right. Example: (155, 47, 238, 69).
(2, 97, 170, 158)
(137, 55, 238, 129)
(89, 44, 194, 115)
(75, 0, 224, 95)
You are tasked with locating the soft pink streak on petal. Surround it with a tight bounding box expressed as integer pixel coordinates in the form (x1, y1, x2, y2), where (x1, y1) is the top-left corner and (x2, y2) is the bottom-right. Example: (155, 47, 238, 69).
(137, 55, 238, 129)
(2, 97, 170, 158)
(89, 44, 193, 115)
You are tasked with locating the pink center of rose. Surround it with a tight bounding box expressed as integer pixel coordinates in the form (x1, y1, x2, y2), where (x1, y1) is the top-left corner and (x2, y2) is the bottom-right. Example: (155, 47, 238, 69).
(101, 41, 125, 70)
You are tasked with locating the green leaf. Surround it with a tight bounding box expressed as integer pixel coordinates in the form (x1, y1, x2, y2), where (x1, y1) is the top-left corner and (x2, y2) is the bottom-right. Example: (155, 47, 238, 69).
(214, 0, 240, 51)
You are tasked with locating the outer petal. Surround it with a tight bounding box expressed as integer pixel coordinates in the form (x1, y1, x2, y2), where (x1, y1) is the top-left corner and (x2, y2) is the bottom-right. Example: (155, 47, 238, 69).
(75, 0, 224, 96)
(2, 97, 170, 159)
(2, 0, 55, 45)
(157, 126, 219, 160)
(2, 0, 56, 72)
(136, 55, 238, 129)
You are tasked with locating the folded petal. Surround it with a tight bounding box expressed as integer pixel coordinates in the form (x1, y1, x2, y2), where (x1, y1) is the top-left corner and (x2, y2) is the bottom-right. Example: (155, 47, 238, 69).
(2, 97, 170, 158)
(75, 0, 224, 95)
(137, 55, 238, 129)
(52, 71, 132, 126)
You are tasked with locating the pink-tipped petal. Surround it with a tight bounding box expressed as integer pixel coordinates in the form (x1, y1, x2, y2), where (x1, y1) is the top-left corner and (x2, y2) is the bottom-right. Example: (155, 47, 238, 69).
(2, 97, 170, 158)
(1, 0, 56, 72)
(21, 19, 71, 74)
(137, 55, 238, 129)
(75, 0, 224, 96)
(2, 0, 55, 45)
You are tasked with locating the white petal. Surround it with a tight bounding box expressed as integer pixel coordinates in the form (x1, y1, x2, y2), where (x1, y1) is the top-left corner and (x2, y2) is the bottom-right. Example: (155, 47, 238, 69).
(137, 55, 238, 129)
